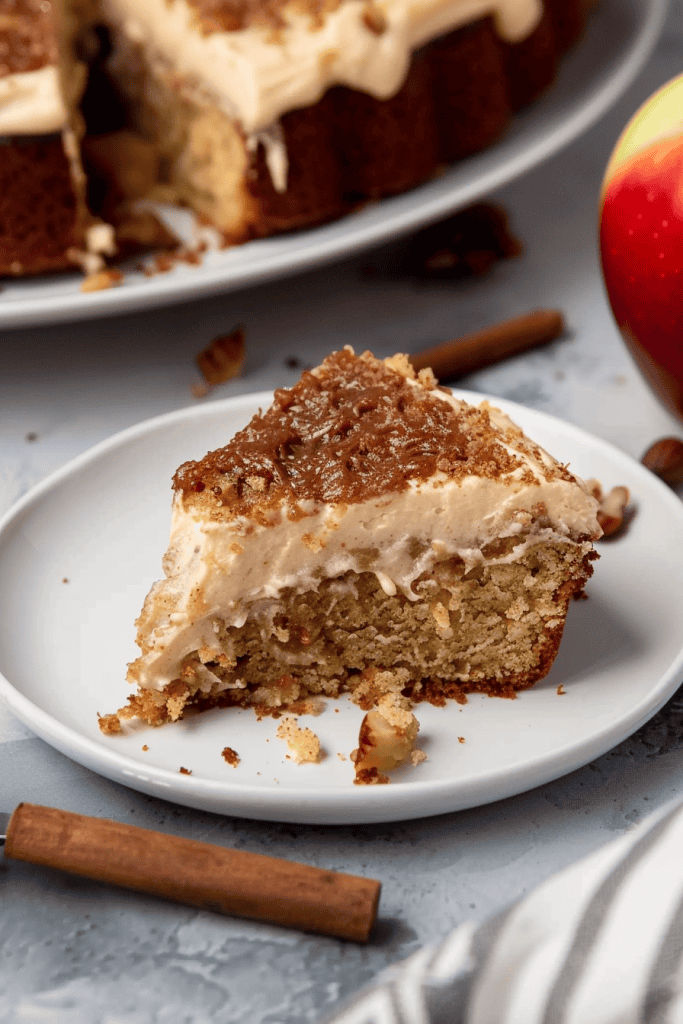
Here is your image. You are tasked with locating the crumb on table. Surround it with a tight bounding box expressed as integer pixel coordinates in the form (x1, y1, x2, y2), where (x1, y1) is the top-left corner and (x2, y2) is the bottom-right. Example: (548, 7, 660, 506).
(80, 268, 124, 293)
(191, 382, 213, 400)
(222, 746, 240, 767)
(196, 327, 245, 385)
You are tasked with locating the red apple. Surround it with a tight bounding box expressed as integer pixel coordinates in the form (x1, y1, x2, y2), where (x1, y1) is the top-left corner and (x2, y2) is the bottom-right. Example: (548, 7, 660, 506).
(600, 74, 683, 421)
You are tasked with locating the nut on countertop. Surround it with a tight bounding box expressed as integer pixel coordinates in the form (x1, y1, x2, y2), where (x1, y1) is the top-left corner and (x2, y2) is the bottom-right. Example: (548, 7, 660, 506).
(642, 437, 683, 488)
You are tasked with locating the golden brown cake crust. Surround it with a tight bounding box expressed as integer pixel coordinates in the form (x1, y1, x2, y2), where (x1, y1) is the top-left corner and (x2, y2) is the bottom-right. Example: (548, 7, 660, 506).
(0, 134, 85, 276)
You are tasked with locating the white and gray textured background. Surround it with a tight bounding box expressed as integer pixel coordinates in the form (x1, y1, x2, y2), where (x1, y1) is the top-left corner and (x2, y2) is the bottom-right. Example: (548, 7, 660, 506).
(2, 3, 683, 1020)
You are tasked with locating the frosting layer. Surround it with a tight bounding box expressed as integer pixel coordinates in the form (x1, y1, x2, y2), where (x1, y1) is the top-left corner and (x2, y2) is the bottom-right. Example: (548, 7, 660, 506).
(1, 0, 542, 139)
(0, 65, 66, 133)
(105, 0, 543, 133)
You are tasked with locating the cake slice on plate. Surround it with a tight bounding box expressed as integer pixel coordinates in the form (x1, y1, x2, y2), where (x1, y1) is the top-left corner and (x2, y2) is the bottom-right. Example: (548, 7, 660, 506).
(102, 348, 600, 731)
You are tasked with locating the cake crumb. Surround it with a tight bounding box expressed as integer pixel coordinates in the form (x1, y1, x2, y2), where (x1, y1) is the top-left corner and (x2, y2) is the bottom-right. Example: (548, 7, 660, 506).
(179, 766, 192, 775)
(337, 752, 347, 761)
(196, 327, 245, 384)
(191, 381, 213, 400)
(283, 696, 326, 717)
(222, 746, 240, 767)
(354, 767, 390, 786)
(394, 202, 522, 280)
(350, 666, 412, 709)
(142, 744, 149, 751)
(458, 736, 465, 743)
(80, 269, 124, 293)
(276, 716, 324, 764)
(97, 713, 121, 735)
(62, 577, 69, 583)
(141, 242, 208, 278)
(25, 432, 38, 442)
(411, 749, 427, 766)
(557, 684, 566, 696)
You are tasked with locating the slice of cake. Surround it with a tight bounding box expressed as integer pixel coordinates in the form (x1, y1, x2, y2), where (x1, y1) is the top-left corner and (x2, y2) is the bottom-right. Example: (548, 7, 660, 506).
(104, 348, 600, 731)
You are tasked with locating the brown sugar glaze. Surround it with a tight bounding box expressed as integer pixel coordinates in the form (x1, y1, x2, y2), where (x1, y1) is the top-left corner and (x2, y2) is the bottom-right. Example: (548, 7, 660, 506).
(173, 349, 535, 521)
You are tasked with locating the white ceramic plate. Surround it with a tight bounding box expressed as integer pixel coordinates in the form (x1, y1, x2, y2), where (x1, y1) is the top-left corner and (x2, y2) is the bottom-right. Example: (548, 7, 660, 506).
(0, 0, 667, 330)
(1, 391, 683, 825)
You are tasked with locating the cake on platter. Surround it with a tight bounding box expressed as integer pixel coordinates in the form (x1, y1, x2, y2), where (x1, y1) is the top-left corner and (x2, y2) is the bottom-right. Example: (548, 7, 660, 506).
(100, 348, 601, 732)
(0, 0, 117, 276)
(1, 0, 595, 276)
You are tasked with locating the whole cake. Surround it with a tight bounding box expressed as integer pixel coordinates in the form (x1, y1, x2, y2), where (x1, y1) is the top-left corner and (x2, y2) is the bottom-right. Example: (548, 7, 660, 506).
(1, 0, 594, 276)
(102, 349, 601, 731)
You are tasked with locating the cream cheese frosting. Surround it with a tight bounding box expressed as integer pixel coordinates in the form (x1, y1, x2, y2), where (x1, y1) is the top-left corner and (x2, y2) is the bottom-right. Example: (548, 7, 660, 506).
(129, 391, 600, 693)
(104, 0, 543, 134)
(0, 0, 541, 150)
(0, 65, 67, 134)
(0, 0, 541, 145)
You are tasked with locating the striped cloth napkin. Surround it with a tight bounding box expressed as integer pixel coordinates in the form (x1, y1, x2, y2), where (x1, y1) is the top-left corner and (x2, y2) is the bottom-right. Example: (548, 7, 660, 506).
(325, 799, 683, 1024)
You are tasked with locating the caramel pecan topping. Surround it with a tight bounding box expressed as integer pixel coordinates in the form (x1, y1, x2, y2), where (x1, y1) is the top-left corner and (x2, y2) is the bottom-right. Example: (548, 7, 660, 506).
(173, 349, 526, 518)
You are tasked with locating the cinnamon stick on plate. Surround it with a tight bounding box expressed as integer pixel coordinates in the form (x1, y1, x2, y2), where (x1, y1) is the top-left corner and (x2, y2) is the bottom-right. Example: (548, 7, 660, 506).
(410, 308, 565, 381)
(4, 803, 380, 942)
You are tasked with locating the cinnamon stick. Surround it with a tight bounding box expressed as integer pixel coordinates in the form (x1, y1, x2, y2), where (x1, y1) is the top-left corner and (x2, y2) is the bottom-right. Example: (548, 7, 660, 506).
(5, 803, 380, 942)
(410, 308, 565, 380)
